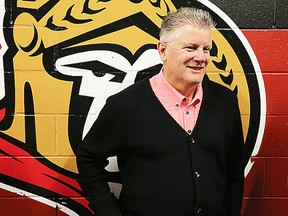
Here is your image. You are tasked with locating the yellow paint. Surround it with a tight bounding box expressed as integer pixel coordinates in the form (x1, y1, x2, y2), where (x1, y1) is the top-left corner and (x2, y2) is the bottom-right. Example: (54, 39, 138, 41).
(208, 29, 250, 140)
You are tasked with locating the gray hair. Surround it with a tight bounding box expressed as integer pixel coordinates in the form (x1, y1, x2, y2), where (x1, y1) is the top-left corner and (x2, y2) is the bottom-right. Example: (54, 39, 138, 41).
(159, 7, 216, 42)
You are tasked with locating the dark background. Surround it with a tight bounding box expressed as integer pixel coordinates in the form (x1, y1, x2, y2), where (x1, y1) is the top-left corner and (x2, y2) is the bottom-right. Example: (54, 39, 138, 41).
(209, 0, 287, 29)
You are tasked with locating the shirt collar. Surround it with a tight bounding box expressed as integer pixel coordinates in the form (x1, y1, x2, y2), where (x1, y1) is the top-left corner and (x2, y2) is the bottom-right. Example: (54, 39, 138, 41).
(156, 70, 203, 107)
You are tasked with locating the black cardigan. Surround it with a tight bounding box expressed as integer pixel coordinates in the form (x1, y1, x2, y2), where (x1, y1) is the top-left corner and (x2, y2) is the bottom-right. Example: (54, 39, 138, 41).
(77, 76, 245, 216)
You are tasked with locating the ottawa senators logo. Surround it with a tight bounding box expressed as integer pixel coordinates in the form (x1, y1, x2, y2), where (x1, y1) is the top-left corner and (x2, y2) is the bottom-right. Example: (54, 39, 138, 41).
(0, 0, 265, 215)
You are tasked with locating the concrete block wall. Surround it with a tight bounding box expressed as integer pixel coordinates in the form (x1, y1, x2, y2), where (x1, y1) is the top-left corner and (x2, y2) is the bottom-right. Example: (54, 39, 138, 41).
(209, 1, 288, 215)
(0, 0, 287, 215)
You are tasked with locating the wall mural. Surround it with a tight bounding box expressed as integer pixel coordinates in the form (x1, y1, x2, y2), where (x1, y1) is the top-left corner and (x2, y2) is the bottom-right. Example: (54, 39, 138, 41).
(0, 0, 266, 215)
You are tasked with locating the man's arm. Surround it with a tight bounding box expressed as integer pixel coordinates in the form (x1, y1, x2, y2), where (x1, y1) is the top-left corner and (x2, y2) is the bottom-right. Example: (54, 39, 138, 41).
(76, 97, 122, 216)
(224, 97, 245, 216)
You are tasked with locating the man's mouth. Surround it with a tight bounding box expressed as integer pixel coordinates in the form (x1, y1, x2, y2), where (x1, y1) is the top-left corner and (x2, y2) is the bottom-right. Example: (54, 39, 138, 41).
(187, 66, 204, 71)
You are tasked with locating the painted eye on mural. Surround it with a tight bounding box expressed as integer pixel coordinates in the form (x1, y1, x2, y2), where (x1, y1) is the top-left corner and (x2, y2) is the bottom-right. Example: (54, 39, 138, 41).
(55, 50, 125, 81)
(55, 49, 162, 86)
(62, 60, 127, 83)
(55, 49, 162, 139)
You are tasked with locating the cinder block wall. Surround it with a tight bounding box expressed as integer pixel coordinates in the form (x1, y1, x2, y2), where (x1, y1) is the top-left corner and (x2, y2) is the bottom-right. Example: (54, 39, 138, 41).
(0, 1, 287, 215)
(210, 0, 288, 215)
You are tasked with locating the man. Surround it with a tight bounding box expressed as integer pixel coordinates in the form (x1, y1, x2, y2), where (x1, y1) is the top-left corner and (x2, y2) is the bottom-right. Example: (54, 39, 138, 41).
(77, 7, 245, 216)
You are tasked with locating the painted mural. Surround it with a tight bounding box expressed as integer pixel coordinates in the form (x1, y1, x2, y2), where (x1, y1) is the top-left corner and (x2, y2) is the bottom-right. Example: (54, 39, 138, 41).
(0, 0, 265, 215)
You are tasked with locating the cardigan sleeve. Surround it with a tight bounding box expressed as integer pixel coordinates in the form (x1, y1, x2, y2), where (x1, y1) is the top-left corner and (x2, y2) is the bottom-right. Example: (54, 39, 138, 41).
(76, 97, 122, 216)
(224, 96, 245, 216)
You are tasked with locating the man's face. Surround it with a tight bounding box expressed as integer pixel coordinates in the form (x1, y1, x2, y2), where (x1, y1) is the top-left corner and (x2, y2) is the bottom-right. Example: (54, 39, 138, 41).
(158, 24, 211, 91)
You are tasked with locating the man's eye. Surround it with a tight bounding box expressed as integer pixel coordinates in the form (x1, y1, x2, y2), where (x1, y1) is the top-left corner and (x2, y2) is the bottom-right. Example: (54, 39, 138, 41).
(204, 47, 211, 53)
(185, 46, 196, 51)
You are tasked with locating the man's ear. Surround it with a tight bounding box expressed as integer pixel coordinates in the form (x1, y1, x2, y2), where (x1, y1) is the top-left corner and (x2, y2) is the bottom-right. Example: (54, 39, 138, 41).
(157, 41, 167, 61)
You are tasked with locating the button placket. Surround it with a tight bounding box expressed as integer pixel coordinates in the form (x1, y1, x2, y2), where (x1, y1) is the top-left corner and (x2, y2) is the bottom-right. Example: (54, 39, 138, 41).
(196, 208, 202, 214)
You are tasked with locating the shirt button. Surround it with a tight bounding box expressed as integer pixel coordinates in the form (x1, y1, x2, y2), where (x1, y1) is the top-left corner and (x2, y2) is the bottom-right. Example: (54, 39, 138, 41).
(196, 208, 202, 214)
(188, 130, 192, 134)
(186, 111, 189, 115)
(195, 171, 200, 178)
(190, 137, 195, 144)
(175, 103, 179, 107)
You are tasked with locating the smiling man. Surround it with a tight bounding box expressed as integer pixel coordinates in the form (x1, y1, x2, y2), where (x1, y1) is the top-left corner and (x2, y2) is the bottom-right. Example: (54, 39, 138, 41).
(158, 20, 212, 95)
(77, 7, 245, 216)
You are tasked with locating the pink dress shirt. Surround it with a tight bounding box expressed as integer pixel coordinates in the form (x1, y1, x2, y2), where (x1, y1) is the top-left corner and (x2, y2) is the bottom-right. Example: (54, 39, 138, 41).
(149, 71, 203, 134)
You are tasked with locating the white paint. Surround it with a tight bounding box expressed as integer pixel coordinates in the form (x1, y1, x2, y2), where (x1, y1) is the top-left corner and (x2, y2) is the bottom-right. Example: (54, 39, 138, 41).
(0, 182, 79, 215)
(56, 49, 162, 138)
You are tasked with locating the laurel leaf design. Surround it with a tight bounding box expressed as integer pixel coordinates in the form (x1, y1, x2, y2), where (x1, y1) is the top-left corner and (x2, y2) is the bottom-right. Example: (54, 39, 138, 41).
(220, 69, 233, 86)
(210, 40, 218, 57)
(45, 16, 67, 31)
(210, 41, 238, 95)
(212, 54, 227, 71)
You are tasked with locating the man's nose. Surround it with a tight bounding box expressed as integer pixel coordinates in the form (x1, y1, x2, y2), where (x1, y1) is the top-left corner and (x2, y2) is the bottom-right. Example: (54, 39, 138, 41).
(194, 49, 207, 62)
